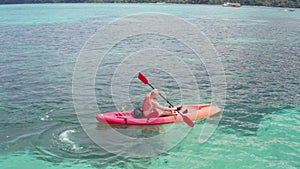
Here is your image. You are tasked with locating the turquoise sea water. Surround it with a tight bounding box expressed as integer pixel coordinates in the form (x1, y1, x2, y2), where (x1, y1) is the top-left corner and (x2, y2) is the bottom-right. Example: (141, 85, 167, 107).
(0, 3, 299, 169)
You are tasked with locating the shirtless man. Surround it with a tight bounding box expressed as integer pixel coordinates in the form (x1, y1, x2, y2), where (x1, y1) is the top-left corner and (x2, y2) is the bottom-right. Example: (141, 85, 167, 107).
(142, 89, 179, 118)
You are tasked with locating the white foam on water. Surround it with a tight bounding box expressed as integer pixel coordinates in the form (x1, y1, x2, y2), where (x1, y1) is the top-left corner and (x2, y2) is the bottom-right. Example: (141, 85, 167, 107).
(58, 130, 82, 151)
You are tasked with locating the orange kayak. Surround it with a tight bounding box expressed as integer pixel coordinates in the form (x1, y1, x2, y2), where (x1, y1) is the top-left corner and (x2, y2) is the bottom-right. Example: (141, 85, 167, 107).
(96, 104, 221, 125)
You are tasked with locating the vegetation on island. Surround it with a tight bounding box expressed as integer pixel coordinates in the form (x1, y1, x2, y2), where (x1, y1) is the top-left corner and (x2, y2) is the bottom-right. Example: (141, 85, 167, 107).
(1, 0, 299, 8)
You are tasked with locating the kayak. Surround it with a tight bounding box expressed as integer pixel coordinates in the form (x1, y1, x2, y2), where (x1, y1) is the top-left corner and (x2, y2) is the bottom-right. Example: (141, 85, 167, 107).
(96, 104, 221, 125)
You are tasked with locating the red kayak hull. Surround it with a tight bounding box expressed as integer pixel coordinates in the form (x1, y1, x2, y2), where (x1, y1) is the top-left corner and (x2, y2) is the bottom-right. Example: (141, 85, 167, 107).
(96, 104, 221, 125)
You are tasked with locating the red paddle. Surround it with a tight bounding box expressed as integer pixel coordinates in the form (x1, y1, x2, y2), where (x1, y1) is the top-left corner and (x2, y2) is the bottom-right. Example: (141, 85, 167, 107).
(138, 72, 194, 127)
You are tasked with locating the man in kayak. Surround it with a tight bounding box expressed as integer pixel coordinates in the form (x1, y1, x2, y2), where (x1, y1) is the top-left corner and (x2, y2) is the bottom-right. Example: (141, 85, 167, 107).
(142, 89, 179, 118)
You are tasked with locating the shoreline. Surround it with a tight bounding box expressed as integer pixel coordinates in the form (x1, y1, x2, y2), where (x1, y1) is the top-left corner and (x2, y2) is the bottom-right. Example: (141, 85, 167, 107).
(0, 2, 299, 9)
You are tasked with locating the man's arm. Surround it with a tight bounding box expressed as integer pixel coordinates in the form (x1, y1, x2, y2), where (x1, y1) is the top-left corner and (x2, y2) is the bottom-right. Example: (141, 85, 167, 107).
(152, 101, 176, 111)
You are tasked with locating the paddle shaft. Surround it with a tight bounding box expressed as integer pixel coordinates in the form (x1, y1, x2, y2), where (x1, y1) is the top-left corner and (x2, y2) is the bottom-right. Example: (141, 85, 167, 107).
(147, 83, 174, 107)
(149, 83, 194, 127)
(138, 72, 194, 127)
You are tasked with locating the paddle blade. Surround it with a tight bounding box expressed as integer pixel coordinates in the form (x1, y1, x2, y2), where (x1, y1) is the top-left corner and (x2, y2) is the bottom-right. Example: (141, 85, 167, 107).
(182, 115, 194, 127)
(138, 72, 149, 84)
(178, 109, 194, 127)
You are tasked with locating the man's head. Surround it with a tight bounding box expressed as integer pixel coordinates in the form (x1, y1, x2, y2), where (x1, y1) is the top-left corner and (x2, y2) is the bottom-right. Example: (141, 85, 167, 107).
(150, 89, 159, 100)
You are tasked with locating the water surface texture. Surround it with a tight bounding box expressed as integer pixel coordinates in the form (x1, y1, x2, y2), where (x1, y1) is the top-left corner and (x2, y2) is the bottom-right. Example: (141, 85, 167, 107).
(0, 3, 299, 169)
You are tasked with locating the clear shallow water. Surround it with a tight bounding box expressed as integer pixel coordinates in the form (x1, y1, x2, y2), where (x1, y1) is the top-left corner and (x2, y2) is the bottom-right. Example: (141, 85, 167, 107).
(0, 3, 299, 169)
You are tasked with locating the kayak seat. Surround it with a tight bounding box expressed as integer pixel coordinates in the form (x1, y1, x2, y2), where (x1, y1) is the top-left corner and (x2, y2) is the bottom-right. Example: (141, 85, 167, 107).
(132, 107, 144, 119)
